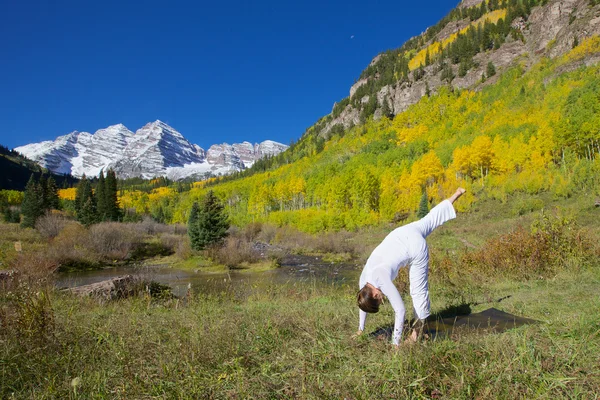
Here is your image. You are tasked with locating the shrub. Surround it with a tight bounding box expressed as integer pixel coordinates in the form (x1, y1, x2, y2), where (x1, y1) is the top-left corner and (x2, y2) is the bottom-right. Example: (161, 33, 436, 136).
(243, 222, 263, 242)
(175, 237, 192, 260)
(9, 251, 59, 282)
(457, 211, 592, 279)
(88, 223, 142, 260)
(159, 233, 183, 254)
(206, 236, 260, 268)
(35, 213, 69, 239)
(511, 197, 544, 216)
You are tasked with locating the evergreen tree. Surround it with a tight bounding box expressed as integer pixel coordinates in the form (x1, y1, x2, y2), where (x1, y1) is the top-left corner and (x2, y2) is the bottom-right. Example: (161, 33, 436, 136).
(188, 191, 229, 251)
(458, 59, 470, 77)
(486, 61, 497, 77)
(441, 62, 455, 83)
(417, 191, 430, 219)
(75, 174, 97, 225)
(75, 174, 90, 214)
(381, 99, 393, 119)
(79, 197, 98, 227)
(21, 175, 44, 228)
(105, 169, 120, 221)
(46, 176, 60, 210)
(188, 201, 201, 250)
(96, 170, 108, 221)
(39, 174, 49, 210)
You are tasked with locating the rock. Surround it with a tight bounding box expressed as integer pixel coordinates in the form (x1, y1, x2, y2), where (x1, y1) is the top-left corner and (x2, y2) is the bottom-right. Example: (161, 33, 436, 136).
(0, 270, 17, 281)
(459, 0, 484, 8)
(350, 78, 369, 98)
(66, 275, 139, 300)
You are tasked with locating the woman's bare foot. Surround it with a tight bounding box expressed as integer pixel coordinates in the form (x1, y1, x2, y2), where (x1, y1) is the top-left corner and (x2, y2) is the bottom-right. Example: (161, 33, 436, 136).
(403, 329, 419, 345)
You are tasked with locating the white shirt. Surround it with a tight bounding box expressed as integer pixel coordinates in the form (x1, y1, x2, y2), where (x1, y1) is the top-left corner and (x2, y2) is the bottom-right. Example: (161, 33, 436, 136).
(358, 199, 456, 345)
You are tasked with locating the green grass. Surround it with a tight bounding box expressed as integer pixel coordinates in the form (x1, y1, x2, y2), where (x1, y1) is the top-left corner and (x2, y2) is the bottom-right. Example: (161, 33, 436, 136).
(2, 193, 600, 398)
(2, 263, 599, 398)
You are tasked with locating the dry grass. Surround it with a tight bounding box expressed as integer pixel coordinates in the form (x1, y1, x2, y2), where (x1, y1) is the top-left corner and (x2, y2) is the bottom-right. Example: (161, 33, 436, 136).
(206, 236, 260, 268)
(34, 213, 69, 239)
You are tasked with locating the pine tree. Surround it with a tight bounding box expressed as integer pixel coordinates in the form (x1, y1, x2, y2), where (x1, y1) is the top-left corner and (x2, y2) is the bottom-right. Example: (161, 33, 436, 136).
(486, 61, 496, 77)
(96, 170, 107, 221)
(441, 62, 455, 83)
(188, 201, 201, 250)
(105, 169, 120, 221)
(39, 174, 49, 210)
(46, 176, 60, 210)
(458, 59, 469, 77)
(381, 99, 393, 119)
(75, 174, 90, 214)
(75, 174, 97, 225)
(188, 191, 229, 250)
(21, 175, 44, 228)
(417, 190, 429, 219)
(79, 197, 98, 227)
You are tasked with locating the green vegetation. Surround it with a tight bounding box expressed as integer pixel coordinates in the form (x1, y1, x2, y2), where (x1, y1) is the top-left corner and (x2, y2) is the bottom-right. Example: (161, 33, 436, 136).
(417, 190, 429, 218)
(118, 39, 598, 234)
(73, 169, 121, 226)
(188, 190, 230, 251)
(1, 202, 599, 397)
(20, 174, 59, 228)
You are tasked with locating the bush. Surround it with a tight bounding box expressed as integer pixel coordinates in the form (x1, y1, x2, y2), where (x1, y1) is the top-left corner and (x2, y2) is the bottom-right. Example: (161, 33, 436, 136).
(88, 223, 142, 260)
(242, 222, 263, 242)
(35, 213, 69, 239)
(456, 211, 592, 279)
(206, 236, 260, 268)
(175, 237, 192, 260)
(511, 197, 544, 216)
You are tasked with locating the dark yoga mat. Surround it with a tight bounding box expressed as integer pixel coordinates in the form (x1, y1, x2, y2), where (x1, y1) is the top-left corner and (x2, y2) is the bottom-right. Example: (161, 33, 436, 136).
(426, 307, 539, 339)
(370, 308, 538, 341)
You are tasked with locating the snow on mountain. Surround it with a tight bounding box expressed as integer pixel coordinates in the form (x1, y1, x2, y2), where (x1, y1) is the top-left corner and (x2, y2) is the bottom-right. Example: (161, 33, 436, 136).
(15, 121, 288, 180)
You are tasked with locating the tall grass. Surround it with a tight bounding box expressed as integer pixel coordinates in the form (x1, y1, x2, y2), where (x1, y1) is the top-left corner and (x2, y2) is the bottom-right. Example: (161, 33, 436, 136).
(1, 201, 599, 397)
(1, 265, 599, 398)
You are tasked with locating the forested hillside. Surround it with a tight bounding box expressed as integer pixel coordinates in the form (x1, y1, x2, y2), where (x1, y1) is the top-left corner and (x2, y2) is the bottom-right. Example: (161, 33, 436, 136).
(80, 36, 600, 232)
(0, 145, 77, 191)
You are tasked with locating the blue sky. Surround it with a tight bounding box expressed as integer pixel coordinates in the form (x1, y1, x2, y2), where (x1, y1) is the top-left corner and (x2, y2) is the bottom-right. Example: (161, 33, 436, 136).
(1, 0, 457, 150)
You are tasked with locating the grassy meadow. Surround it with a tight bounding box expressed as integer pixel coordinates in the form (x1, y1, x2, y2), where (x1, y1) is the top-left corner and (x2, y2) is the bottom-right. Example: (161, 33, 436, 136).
(1, 193, 599, 399)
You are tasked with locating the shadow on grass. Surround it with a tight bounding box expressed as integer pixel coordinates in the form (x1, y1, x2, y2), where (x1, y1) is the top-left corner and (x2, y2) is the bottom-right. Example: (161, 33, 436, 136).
(368, 296, 521, 341)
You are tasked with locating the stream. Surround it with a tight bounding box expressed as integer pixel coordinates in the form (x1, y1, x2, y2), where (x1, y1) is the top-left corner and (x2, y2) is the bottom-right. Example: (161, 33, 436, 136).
(55, 254, 361, 298)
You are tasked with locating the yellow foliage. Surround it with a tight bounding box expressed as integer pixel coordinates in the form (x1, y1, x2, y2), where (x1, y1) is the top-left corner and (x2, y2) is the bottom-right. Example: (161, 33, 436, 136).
(411, 151, 444, 187)
(563, 35, 600, 63)
(58, 188, 77, 201)
(397, 124, 429, 144)
(148, 186, 176, 201)
(408, 9, 507, 70)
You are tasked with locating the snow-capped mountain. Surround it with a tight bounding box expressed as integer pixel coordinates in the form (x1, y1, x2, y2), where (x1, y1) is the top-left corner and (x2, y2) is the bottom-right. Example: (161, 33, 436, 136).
(15, 120, 288, 180)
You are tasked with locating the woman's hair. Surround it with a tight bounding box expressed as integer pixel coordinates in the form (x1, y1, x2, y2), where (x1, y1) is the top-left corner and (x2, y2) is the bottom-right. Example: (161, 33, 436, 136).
(357, 285, 381, 313)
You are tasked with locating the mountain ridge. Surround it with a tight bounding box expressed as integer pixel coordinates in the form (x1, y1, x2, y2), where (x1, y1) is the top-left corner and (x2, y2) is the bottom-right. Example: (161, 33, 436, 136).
(312, 0, 600, 140)
(15, 120, 288, 181)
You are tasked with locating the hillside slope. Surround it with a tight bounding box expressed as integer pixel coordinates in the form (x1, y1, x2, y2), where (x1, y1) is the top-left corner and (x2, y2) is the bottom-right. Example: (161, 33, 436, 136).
(117, 36, 600, 231)
(0, 145, 77, 191)
(107, 0, 600, 231)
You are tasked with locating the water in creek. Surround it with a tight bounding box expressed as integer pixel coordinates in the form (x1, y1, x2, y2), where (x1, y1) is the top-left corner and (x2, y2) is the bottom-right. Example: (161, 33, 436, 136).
(55, 254, 361, 298)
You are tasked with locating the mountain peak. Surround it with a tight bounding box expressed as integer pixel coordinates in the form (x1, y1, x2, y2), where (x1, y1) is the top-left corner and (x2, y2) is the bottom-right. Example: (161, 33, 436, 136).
(16, 121, 288, 180)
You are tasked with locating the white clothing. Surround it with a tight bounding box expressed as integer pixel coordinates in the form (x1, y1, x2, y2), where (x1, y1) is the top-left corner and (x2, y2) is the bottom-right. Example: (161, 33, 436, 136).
(358, 199, 456, 345)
